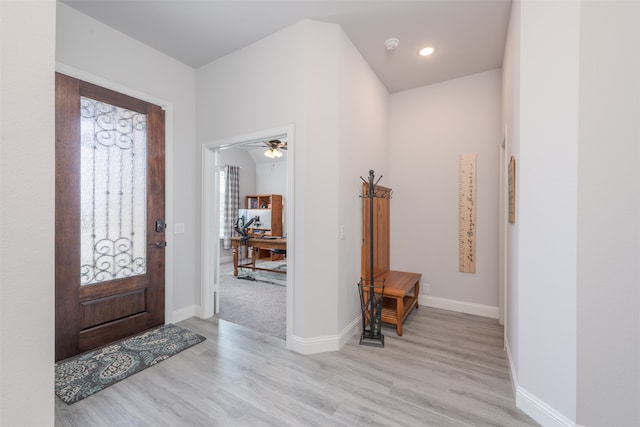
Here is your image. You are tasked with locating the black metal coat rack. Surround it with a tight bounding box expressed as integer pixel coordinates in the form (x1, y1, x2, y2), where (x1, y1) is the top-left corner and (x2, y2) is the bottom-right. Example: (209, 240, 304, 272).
(358, 170, 391, 347)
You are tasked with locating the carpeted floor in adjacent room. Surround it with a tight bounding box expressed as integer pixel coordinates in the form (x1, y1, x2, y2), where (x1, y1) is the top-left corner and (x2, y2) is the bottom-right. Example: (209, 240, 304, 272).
(216, 260, 286, 340)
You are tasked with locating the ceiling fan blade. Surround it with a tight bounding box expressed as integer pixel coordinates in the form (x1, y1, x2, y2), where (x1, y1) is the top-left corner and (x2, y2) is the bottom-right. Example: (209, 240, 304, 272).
(265, 139, 287, 150)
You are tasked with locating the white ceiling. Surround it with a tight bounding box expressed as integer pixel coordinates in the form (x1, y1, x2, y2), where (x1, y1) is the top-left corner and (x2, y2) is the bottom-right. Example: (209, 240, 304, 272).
(60, 0, 512, 94)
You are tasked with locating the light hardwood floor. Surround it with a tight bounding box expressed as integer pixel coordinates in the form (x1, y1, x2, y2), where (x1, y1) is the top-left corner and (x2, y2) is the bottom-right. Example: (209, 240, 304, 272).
(55, 307, 538, 426)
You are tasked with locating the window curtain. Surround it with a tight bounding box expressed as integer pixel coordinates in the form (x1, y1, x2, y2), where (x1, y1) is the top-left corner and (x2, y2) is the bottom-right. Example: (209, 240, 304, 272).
(223, 165, 240, 250)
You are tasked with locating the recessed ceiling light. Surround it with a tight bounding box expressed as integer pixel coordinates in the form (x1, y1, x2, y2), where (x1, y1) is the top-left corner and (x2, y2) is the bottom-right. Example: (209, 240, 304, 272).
(419, 47, 435, 57)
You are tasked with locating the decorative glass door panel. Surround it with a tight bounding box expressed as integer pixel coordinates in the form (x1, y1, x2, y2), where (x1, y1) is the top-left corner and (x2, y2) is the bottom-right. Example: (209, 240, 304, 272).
(80, 96, 147, 285)
(56, 73, 165, 361)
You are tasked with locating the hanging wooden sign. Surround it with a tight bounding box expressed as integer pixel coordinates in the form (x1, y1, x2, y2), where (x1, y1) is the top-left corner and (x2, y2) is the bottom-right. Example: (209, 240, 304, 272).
(458, 154, 476, 273)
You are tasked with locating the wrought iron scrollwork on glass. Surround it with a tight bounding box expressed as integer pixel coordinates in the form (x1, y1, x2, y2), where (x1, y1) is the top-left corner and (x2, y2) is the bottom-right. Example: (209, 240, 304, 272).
(80, 97, 147, 285)
(80, 237, 146, 284)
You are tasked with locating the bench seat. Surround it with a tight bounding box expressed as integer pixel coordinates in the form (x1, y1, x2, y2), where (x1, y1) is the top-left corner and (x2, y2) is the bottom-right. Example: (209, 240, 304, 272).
(362, 270, 421, 336)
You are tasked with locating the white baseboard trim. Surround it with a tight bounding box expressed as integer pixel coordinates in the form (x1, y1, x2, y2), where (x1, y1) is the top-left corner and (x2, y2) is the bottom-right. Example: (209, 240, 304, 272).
(505, 338, 576, 427)
(170, 304, 200, 324)
(505, 338, 518, 397)
(288, 334, 339, 354)
(288, 316, 360, 355)
(420, 295, 499, 319)
(516, 387, 575, 427)
(338, 316, 361, 348)
(220, 255, 233, 264)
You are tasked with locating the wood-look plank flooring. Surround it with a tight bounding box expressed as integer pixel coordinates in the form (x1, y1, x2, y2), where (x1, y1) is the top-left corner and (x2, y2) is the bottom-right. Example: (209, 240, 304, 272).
(55, 307, 538, 426)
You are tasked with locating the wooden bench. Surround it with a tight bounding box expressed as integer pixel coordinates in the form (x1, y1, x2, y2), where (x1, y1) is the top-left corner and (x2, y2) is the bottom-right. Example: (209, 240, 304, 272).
(361, 270, 421, 336)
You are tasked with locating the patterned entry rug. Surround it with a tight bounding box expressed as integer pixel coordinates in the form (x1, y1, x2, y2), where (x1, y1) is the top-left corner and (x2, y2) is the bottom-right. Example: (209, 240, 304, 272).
(55, 324, 206, 404)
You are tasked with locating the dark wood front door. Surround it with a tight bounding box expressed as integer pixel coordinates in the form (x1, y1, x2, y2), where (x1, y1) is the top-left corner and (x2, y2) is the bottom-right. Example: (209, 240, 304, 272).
(55, 73, 166, 362)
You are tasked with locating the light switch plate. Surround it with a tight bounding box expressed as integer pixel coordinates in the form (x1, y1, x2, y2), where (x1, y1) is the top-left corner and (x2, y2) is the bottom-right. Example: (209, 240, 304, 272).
(174, 223, 185, 234)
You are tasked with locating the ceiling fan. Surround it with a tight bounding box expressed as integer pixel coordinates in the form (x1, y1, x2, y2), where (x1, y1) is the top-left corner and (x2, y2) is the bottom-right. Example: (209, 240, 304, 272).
(263, 139, 287, 158)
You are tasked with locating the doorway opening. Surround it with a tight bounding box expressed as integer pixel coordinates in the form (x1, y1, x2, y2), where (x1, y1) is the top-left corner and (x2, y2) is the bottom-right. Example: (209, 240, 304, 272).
(201, 126, 294, 345)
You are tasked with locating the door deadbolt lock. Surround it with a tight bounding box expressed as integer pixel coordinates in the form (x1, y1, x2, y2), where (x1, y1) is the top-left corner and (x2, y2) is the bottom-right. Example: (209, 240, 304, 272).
(155, 220, 166, 233)
(151, 241, 167, 248)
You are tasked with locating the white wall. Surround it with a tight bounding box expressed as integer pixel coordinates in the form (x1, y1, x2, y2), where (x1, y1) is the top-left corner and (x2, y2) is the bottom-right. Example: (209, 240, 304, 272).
(256, 158, 287, 197)
(56, 3, 198, 319)
(389, 70, 502, 316)
(497, 1, 640, 425)
(502, 0, 521, 391)
(197, 19, 388, 347)
(336, 28, 390, 334)
(517, 2, 579, 423)
(503, 1, 580, 424)
(196, 20, 311, 337)
(296, 20, 342, 341)
(577, 2, 640, 425)
(0, 1, 56, 425)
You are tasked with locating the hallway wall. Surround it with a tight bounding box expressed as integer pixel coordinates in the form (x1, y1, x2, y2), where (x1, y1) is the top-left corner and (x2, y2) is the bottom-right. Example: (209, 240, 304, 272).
(389, 69, 502, 316)
(0, 1, 56, 425)
(56, 3, 198, 318)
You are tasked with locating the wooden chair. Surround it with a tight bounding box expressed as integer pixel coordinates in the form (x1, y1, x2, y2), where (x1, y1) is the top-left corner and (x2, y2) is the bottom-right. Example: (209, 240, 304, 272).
(270, 248, 286, 261)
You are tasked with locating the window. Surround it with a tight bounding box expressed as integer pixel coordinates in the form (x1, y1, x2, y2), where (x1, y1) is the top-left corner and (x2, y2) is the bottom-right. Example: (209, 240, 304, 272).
(219, 170, 225, 238)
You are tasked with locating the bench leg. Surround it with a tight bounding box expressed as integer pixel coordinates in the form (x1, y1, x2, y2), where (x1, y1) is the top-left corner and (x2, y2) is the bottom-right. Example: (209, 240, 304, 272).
(396, 297, 404, 336)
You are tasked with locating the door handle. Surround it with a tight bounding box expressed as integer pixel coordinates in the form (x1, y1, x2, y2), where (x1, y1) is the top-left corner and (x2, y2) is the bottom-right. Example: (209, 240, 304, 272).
(150, 241, 167, 248)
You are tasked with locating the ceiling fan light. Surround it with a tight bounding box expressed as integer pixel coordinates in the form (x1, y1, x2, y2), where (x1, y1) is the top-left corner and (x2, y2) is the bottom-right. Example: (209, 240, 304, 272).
(264, 147, 283, 158)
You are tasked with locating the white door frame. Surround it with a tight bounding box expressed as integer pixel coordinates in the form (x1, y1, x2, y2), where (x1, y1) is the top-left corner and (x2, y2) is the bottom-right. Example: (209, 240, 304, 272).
(499, 126, 509, 328)
(201, 125, 295, 345)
